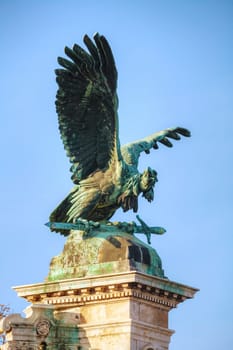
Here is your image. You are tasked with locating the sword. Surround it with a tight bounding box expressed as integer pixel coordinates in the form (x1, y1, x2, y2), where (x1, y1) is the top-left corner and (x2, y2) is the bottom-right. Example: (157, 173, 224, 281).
(45, 216, 166, 244)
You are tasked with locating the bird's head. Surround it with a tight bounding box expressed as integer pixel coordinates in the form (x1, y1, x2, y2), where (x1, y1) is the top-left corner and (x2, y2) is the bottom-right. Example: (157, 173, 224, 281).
(140, 167, 158, 202)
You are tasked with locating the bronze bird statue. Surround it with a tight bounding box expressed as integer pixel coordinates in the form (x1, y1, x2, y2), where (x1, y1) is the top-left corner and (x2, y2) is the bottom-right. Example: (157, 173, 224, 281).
(50, 33, 190, 231)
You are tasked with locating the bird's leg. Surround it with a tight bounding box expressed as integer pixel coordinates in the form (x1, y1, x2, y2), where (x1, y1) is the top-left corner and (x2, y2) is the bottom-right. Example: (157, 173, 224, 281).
(74, 217, 100, 232)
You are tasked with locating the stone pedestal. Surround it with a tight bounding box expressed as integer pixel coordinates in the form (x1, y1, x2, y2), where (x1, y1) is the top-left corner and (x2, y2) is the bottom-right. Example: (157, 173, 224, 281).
(0, 272, 198, 350)
(0, 229, 198, 349)
(47, 229, 166, 281)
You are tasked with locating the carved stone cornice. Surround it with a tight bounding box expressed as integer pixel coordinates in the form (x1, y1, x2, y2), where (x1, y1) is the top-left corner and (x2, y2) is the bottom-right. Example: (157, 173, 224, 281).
(13, 271, 198, 310)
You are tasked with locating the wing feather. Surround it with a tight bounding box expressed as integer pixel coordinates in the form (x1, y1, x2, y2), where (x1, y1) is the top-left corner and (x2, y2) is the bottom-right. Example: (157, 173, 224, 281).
(121, 127, 191, 167)
(93, 33, 117, 92)
(55, 33, 120, 183)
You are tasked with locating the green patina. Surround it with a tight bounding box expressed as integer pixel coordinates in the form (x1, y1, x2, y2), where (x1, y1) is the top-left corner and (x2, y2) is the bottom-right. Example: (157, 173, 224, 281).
(47, 33, 191, 284)
(43, 321, 79, 349)
(29, 307, 80, 349)
(47, 228, 165, 282)
(49, 33, 190, 247)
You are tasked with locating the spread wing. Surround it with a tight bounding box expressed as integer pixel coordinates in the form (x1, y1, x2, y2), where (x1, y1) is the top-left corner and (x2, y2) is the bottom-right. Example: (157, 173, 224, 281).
(55, 33, 121, 184)
(121, 127, 191, 167)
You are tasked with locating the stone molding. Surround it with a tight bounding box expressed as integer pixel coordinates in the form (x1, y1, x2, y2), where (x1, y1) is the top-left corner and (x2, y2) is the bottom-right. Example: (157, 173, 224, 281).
(13, 271, 198, 311)
(41, 284, 181, 309)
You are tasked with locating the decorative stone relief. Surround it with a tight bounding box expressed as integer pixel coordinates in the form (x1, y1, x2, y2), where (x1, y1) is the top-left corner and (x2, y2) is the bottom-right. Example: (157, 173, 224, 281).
(36, 319, 50, 337)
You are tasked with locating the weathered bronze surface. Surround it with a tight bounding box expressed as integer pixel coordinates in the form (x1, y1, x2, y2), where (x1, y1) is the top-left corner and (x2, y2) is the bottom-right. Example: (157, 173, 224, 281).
(47, 228, 165, 281)
(49, 33, 190, 232)
(46, 215, 166, 244)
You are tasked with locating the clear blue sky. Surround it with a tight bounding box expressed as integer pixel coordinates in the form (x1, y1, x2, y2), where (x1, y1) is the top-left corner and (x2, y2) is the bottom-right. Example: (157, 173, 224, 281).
(1, 1, 232, 349)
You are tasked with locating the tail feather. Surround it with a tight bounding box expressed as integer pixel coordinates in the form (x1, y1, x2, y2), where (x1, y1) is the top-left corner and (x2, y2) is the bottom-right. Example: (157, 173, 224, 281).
(50, 194, 73, 223)
(49, 187, 80, 235)
(49, 185, 101, 234)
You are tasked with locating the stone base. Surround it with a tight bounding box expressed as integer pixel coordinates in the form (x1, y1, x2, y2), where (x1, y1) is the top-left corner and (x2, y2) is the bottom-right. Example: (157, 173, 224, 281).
(0, 272, 198, 350)
(47, 229, 165, 281)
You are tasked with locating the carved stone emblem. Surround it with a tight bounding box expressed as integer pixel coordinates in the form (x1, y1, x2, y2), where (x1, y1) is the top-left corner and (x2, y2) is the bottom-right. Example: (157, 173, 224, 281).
(36, 319, 50, 337)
